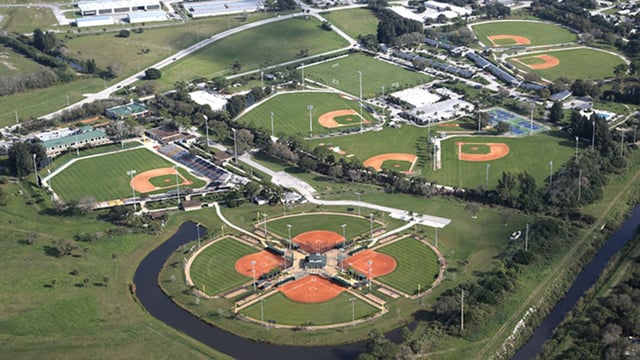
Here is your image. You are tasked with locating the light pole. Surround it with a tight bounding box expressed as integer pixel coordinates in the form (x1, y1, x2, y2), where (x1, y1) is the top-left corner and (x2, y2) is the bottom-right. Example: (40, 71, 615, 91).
(529, 103, 534, 136)
(620, 128, 625, 156)
(357, 70, 363, 132)
(32, 153, 38, 186)
(307, 105, 313, 137)
(75, 131, 80, 157)
(196, 223, 201, 248)
(287, 224, 292, 251)
(592, 120, 596, 148)
(232, 128, 238, 165)
(340, 248, 345, 270)
(427, 118, 431, 143)
(369, 213, 374, 239)
(251, 260, 257, 292)
(349, 297, 356, 324)
(14, 110, 18, 125)
(356, 192, 361, 216)
(260, 298, 265, 323)
(485, 163, 490, 189)
(634, 126, 637, 143)
(477, 110, 481, 132)
(301, 63, 305, 88)
(549, 161, 553, 187)
(270, 112, 274, 137)
(368, 260, 373, 292)
(575, 136, 579, 161)
(127, 170, 137, 212)
(577, 169, 582, 203)
(341, 224, 347, 246)
(260, 71, 264, 89)
(173, 165, 181, 206)
(262, 213, 268, 240)
(204, 115, 209, 149)
(381, 85, 384, 99)
(435, 227, 438, 248)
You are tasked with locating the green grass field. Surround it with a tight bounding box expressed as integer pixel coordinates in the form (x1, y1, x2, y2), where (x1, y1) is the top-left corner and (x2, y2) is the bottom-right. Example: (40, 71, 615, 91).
(309, 127, 575, 188)
(377, 238, 440, 295)
(0, 45, 42, 76)
(237, 91, 375, 136)
(241, 292, 378, 325)
(149, 174, 178, 188)
(471, 20, 577, 47)
(320, 8, 379, 39)
(157, 17, 349, 89)
(189, 238, 257, 296)
(49, 148, 205, 202)
(267, 213, 379, 239)
(0, 7, 58, 34)
(381, 160, 412, 172)
(507, 48, 626, 81)
(305, 53, 433, 98)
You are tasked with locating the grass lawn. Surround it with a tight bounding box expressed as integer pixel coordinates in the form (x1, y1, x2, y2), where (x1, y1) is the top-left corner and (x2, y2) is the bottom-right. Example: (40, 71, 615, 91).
(49, 148, 205, 202)
(189, 238, 257, 296)
(305, 53, 433, 98)
(309, 128, 575, 189)
(39, 142, 143, 177)
(0, 181, 227, 359)
(377, 238, 440, 295)
(237, 91, 375, 137)
(267, 212, 379, 239)
(0, 45, 42, 76)
(507, 48, 626, 81)
(471, 20, 577, 47)
(157, 17, 349, 89)
(0, 7, 58, 33)
(381, 159, 412, 172)
(240, 292, 378, 325)
(320, 8, 379, 39)
(0, 78, 103, 127)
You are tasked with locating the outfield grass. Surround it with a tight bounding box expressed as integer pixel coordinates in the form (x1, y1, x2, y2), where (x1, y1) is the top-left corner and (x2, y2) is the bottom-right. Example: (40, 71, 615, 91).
(305, 53, 433, 98)
(377, 238, 439, 295)
(0, 7, 58, 34)
(0, 181, 228, 359)
(0, 45, 42, 76)
(471, 20, 577, 47)
(507, 48, 626, 81)
(320, 8, 379, 39)
(381, 160, 412, 172)
(240, 292, 378, 325)
(267, 213, 379, 239)
(189, 238, 257, 296)
(0, 78, 104, 127)
(157, 17, 349, 89)
(49, 148, 205, 202)
(308, 127, 575, 188)
(237, 91, 375, 136)
(39, 142, 143, 177)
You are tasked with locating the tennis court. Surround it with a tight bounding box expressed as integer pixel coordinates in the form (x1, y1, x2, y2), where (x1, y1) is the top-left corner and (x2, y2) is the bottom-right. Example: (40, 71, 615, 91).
(486, 107, 545, 136)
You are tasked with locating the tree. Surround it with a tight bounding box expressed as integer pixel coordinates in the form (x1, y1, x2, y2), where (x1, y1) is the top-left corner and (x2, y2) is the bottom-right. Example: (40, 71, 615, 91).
(144, 68, 162, 80)
(549, 101, 564, 123)
(232, 60, 242, 73)
(107, 62, 123, 78)
(32, 28, 57, 52)
(226, 95, 246, 118)
(495, 172, 517, 207)
(85, 59, 97, 74)
(234, 129, 254, 154)
(118, 29, 131, 38)
(495, 121, 510, 134)
(8, 141, 45, 178)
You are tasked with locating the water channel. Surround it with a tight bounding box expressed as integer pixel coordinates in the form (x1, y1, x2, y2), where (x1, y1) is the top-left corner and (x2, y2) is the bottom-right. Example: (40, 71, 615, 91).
(513, 205, 640, 359)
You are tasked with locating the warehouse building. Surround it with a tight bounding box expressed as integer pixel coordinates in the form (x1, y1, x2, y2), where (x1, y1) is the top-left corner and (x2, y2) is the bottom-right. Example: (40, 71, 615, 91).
(77, 0, 161, 16)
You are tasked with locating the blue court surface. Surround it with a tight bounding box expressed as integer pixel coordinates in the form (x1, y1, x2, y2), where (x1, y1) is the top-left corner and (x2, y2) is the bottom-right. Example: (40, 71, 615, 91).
(486, 107, 545, 136)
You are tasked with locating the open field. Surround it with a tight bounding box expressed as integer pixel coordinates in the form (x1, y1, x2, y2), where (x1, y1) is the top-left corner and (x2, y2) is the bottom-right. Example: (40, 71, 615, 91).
(377, 238, 439, 295)
(506, 48, 626, 81)
(305, 53, 433, 98)
(157, 17, 349, 89)
(471, 20, 577, 47)
(0, 181, 228, 359)
(309, 126, 574, 188)
(49, 148, 205, 201)
(237, 91, 375, 136)
(189, 238, 257, 296)
(0, 45, 42, 76)
(0, 7, 58, 34)
(0, 78, 103, 127)
(267, 212, 379, 239)
(240, 291, 378, 325)
(320, 8, 379, 39)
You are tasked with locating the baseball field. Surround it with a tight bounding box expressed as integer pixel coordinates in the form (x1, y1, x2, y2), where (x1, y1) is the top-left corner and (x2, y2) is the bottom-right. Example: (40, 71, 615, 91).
(506, 48, 626, 81)
(49, 148, 205, 202)
(471, 20, 577, 47)
(305, 53, 433, 98)
(237, 91, 375, 136)
(320, 8, 379, 39)
(266, 213, 379, 240)
(376, 238, 440, 295)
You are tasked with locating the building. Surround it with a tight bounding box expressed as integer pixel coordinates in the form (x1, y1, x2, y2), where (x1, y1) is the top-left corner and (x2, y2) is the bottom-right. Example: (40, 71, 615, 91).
(550, 90, 572, 102)
(185, 0, 260, 18)
(42, 128, 110, 157)
(106, 102, 150, 119)
(77, 0, 161, 16)
(75, 15, 115, 27)
(127, 10, 167, 23)
(303, 254, 327, 269)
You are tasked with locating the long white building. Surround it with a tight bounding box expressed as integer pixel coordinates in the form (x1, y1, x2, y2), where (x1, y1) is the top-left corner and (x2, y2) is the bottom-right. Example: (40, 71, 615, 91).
(77, 0, 161, 16)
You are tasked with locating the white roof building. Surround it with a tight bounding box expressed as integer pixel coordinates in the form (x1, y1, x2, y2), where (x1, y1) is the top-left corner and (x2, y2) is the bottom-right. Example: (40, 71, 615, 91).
(185, 0, 260, 18)
(78, 0, 161, 16)
(127, 10, 167, 23)
(76, 15, 116, 27)
(189, 90, 228, 112)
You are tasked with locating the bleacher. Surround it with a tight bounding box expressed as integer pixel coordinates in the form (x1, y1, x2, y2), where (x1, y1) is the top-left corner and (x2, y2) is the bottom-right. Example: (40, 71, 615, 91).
(159, 144, 230, 186)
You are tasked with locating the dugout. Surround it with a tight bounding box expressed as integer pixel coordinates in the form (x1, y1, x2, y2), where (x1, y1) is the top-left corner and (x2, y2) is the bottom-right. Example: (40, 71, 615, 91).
(303, 254, 327, 269)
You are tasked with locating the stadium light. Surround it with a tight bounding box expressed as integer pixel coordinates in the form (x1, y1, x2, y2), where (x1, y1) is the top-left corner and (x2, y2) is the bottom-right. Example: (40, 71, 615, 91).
(270, 112, 274, 137)
(32, 153, 38, 187)
(369, 213, 374, 240)
(575, 136, 579, 162)
(549, 161, 554, 187)
(204, 115, 209, 149)
(262, 213, 268, 240)
(126, 170, 137, 212)
(485, 163, 490, 189)
(341, 224, 347, 245)
(301, 63, 305, 89)
(307, 105, 313, 137)
(172, 165, 181, 206)
(287, 224, 292, 251)
(232, 128, 238, 165)
(349, 297, 356, 324)
(251, 260, 257, 293)
(357, 70, 363, 132)
(196, 223, 201, 248)
(368, 260, 373, 293)
(592, 120, 596, 148)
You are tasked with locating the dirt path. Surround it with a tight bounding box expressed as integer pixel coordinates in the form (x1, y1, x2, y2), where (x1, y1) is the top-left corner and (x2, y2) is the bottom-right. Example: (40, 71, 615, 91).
(474, 166, 640, 359)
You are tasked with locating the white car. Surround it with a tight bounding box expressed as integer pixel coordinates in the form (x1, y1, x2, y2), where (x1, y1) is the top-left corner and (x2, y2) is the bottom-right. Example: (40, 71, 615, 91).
(509, 231, 522, 241)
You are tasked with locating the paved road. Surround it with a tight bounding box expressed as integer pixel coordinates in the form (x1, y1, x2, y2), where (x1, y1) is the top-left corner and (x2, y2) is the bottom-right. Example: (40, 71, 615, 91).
(238, 153, 452, 228)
